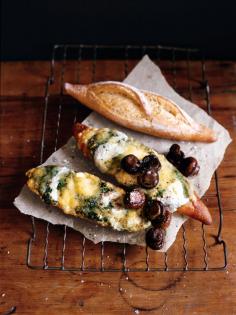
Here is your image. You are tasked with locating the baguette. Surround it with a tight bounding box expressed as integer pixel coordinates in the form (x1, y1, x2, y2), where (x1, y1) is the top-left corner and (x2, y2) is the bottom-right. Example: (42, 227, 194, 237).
(65, 81, 216, 143)
(74, 123, 212, 225)
(26, 165, 151, 232)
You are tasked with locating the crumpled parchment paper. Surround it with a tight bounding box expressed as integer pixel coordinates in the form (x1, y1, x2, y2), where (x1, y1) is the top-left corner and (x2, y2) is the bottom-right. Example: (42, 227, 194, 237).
(14, 56, 232, 251)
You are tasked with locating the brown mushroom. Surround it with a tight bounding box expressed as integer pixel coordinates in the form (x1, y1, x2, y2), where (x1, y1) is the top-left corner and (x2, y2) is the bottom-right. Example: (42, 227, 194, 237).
(180, 157, 200, 177)
(124, 188, 146, 209)
(141, 154, 161, 172)
(137, 169, 159, 189)
(121, 154, 141, 174)
(144, 200, 172, 229)
(146, 227, 164, 250)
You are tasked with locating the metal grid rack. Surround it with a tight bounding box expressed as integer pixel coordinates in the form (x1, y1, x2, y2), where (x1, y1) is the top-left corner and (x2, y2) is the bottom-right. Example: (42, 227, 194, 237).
(26, 44, 227, 272)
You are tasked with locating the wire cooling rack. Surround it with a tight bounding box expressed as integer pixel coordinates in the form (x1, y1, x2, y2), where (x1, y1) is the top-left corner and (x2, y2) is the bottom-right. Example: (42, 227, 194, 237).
(26, 44, 227, 272)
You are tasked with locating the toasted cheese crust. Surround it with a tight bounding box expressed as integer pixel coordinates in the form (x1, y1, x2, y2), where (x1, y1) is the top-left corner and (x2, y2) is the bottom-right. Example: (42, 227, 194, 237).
(26, 166, 150, 232)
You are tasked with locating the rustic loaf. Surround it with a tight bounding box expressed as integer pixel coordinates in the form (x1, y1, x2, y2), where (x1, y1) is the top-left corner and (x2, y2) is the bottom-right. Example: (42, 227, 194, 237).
(65, 81, 216, 142)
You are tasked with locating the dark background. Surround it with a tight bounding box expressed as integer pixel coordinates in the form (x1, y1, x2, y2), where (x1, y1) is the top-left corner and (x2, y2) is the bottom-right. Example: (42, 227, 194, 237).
(1, 0, 236, 60)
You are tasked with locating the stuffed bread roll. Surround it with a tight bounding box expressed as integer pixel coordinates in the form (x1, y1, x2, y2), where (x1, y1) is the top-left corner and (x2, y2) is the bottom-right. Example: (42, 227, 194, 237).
(26, 165, 151, 232)
(74, 123, 212, 225)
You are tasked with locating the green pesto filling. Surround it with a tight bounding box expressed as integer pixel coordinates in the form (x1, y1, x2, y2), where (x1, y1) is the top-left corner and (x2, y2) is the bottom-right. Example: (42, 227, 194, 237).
(42, 186, 52, 205)
(87, 136, 105, 155)
(182, 185, 189, 198)
(105, 154, 123, 172)
(38, 166, 60, 196)
(77, 197, 100, 220)
(76, 196, 113, 222)
(57, 173, 71, 191)
(87, 130, 117, 155)
(57, 178, 67, 190)
(156, 188, 166, 198)
(100, 181, 112, 193)
(44, 166, 60, 178)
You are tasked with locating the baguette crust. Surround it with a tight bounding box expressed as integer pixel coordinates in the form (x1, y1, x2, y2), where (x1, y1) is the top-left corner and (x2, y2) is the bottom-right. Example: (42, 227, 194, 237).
(177, 193, 212, 225)
(65, 81, 216, 143)
(74, 122, 212, 225)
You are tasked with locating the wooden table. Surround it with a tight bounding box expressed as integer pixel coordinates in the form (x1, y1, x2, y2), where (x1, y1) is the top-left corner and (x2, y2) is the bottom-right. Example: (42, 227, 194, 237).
(0, 60, 236, 314)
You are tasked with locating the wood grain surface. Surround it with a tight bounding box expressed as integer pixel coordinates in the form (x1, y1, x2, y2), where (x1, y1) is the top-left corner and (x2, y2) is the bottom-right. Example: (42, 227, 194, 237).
(0, 59, 236, 315)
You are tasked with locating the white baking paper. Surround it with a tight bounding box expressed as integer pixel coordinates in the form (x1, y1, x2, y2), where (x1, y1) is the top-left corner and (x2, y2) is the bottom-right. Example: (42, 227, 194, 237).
(14, 56, 232, 251)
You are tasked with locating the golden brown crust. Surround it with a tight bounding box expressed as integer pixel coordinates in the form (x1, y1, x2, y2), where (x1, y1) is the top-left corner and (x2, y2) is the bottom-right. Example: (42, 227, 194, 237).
(73, 123, 91, 157)
(177, 193, 212, 225)
(65, 81, 217, 143)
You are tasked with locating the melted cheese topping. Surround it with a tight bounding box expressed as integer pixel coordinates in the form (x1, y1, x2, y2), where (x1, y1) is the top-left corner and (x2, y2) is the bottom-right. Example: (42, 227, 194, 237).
(75, 173, 100, 197)
(159, 180, 189, 211)
(26, 166, 150, 232)
(95, 142, 125, 172)
(94, 131, 128, 172)
(82, 128, 193, 211)
(109, 208, 127, 230)
(123, 143, 148, 160)
(59, 177, 79, 214)
(115, 171, 138, 186)
(100, 190, 121, 207)
(49, 167, 70, 202)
